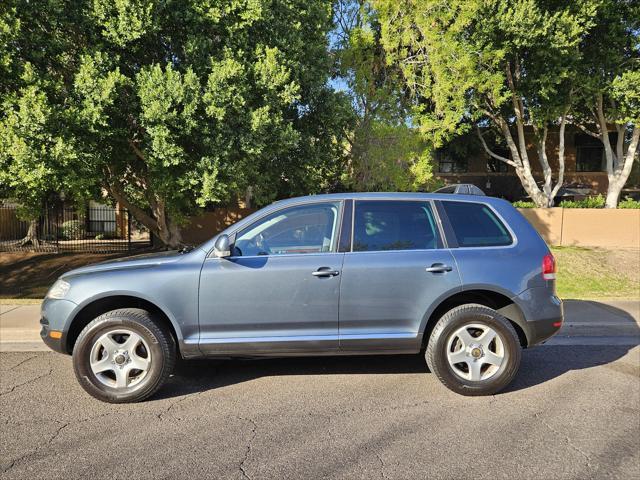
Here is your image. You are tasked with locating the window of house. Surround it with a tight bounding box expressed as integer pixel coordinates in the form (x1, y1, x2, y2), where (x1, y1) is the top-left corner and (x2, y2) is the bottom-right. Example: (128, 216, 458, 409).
(438, 155, 468, 173)
(441, 201, 512, 247)
(352, 201, 440, 252)
(575, 133, 617, 172)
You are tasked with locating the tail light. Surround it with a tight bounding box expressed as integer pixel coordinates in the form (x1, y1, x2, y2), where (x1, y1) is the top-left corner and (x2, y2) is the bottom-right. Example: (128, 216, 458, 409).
(542, 253, 556, 280)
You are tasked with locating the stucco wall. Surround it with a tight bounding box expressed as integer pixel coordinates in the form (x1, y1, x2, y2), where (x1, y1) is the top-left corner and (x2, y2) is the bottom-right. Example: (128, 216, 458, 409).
(518, 208, 640, 248)
(181, 208, 255, 244)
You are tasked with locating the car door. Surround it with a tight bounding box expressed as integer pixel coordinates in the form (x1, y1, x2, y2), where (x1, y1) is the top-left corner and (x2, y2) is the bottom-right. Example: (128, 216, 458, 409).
(198, 201, 345, 354)
(338, 199, 461, 352)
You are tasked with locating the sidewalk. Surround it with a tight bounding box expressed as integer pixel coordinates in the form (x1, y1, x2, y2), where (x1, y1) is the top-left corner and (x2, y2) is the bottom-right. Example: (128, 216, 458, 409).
(1, 299, 638, 352)
(0, 303, 43, 351)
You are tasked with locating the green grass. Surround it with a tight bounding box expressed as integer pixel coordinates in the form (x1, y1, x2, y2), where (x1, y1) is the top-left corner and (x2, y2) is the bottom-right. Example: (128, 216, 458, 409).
(552, 246, 640, 299)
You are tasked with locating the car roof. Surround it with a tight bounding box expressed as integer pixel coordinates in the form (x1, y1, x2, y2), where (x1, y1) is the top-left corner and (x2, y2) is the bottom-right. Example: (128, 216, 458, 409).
(273, 192, 507, 207)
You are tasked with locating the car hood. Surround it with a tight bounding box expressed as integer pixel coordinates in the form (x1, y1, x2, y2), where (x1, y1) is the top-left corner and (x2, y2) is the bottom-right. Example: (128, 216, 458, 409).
(60, 251, 184, 278)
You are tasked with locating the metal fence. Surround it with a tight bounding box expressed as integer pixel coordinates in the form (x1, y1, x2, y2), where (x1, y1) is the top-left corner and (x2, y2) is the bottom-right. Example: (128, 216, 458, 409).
(0, 205, 152, 253)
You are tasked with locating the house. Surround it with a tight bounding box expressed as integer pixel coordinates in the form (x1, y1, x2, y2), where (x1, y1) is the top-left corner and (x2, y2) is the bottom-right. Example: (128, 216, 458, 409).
(435, 125, 640, 201)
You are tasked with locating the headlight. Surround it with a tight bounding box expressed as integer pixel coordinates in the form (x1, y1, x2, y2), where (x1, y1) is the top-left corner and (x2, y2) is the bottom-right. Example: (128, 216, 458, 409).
(47, 279, 70, 299)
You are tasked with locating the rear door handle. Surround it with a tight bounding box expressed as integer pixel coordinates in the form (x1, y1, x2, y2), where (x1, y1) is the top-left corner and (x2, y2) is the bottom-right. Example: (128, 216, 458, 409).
(312, 267, 340, 277)
(425, 263, 452, 273)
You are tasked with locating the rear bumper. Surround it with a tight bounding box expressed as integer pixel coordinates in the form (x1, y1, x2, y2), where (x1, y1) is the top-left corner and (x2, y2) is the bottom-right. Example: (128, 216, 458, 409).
(513, 287, 564, 347)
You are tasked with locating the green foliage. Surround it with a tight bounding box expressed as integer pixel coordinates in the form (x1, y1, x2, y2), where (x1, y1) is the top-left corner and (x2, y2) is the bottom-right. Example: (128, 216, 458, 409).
(515, 195, 639, 209)
(512, 200, 536, 208)
(618, 196, 640, 209)
(332, 1, 436, 192)
(0, 0, 352, 245)
(559, 195, 606, 209)
(61, 220, 85, 240)
(373, 0, 593, 145)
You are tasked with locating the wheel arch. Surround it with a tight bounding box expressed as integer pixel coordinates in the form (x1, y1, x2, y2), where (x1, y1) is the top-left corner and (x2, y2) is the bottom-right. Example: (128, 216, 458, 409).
(65, 295, 181, 355)
(420, 289, 529, 348)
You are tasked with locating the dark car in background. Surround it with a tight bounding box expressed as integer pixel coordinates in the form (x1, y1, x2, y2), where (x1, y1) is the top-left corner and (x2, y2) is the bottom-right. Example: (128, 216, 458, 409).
(41, 193, 563, 402)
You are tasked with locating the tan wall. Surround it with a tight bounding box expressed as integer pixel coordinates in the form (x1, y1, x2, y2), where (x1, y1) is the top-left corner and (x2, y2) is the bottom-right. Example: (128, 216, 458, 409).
(518, 208, 564, 246)
(518, 208, 640, 248)
(181, 208, 256, 244)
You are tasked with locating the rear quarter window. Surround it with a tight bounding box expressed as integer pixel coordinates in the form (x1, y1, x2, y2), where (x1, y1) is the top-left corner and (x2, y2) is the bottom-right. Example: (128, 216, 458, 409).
(441, 201, 512, 247)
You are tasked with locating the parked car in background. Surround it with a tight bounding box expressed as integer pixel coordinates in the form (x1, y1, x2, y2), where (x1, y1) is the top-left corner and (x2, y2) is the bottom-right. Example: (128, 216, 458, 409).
(434, 184, 486, 195)
(41, 193, 563, 402)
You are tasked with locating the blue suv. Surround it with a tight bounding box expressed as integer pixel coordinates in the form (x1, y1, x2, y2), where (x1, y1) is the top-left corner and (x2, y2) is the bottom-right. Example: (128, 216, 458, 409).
(41, 193, 563, 402)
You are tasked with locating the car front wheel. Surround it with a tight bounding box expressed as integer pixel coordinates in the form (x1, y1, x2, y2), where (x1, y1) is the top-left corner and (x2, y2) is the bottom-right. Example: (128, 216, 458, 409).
(426, 304, 522, 396)
(72, 308, 176, 403)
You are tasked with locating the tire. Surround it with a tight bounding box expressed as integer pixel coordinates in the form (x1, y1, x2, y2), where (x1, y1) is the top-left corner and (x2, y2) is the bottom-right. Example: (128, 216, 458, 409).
(72, 308, 176, 403)
(426, 304, 521, 396)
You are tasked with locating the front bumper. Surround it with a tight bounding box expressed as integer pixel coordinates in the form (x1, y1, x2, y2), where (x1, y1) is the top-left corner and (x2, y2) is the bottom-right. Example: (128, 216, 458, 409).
(40, 298, 78, 354)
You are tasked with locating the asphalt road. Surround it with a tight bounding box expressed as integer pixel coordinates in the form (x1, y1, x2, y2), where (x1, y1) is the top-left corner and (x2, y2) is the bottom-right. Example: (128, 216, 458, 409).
(1, 343, 639, 480)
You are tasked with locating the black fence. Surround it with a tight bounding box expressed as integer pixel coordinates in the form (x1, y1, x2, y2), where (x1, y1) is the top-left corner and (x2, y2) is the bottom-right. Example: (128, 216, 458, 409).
(0, 205, 152, 253)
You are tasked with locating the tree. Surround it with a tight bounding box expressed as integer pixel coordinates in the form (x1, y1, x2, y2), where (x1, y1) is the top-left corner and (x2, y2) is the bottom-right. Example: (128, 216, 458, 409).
(0, 0, 352, 247)
(373, 0, 596, 207)
(572, 0, 640, 208)
(332, 0, 437, 192)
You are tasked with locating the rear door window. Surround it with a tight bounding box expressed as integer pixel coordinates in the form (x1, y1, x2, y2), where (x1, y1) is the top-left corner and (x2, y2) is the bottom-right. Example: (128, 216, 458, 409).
(441, 201, 512, 247)
(353, 201, 440, 252)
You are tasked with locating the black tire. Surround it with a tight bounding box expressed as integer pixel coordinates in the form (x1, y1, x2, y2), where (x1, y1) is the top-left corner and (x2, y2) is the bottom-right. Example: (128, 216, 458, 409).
(426, 304, 521, 396)
(72, 308, 176, 403)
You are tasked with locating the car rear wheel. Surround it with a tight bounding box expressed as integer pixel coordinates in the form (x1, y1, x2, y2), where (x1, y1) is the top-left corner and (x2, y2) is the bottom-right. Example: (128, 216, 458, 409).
(72, 308, 176, 403)
(426, 304, 521, 396)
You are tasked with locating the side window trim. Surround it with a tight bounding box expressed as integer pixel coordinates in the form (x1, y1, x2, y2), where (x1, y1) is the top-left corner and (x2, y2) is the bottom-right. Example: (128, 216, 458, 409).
(337, 199, 353, 253)
(226, 200, 344, 258)
(350, 199, 444, 253)
(434, 201, 459, 248)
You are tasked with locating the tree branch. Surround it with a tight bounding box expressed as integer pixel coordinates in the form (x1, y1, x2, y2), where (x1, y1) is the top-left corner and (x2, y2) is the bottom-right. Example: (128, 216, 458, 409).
(551, 108, 569, 199)
(596, 93, 616, 173)
(104, 173, 159, 233)
(573, 122, 600, 138)
(128, 139, 146, 162)
(476, 126, 518, 167)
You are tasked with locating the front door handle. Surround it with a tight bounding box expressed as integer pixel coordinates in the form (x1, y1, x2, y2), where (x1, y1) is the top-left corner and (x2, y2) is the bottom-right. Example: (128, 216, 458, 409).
(425, 263, 453, 273)
(312, 267, 340, 277)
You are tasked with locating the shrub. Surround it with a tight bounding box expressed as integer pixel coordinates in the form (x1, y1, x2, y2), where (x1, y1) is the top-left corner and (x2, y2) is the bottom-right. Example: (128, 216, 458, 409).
(559, 194, 605, 208)
(61, 220, 85, 240)
(512, 200, 536, 208)
(618, 196, 640, 209)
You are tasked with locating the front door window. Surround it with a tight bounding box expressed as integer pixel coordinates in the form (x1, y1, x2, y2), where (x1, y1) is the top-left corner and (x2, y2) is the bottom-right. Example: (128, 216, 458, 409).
(234, 202, 340, 256)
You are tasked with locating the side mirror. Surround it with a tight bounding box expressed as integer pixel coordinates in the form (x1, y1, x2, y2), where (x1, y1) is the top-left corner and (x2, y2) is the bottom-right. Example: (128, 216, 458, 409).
(213, 234, 231, 258)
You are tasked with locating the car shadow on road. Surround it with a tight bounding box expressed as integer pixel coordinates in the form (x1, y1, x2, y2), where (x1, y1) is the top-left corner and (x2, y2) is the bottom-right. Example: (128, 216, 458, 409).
(154, 300, 639, 400)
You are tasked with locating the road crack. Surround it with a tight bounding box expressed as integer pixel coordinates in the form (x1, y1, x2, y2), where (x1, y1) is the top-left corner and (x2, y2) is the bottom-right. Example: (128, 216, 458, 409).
(0, 368, 53, 396)
(1, 411, 124, 474)
(5, 354, 39, 371)
(156, 391, 204, 421)
(375, 451, 387, 480)
(237, 416, 258, 480)
(535, 412, 592, 468)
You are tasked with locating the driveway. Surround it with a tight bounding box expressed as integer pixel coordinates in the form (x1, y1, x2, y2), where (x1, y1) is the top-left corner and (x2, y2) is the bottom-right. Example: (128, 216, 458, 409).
(1, 299, 639, 479)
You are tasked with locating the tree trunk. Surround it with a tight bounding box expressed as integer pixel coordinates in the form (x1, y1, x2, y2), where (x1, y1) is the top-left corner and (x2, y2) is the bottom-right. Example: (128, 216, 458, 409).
(107, 181, 184, 249)
(593, 94, 640, 208)
(19, 219, 40, 247)
(150, 197, 183, 249)
(605, 177, 626, 208)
